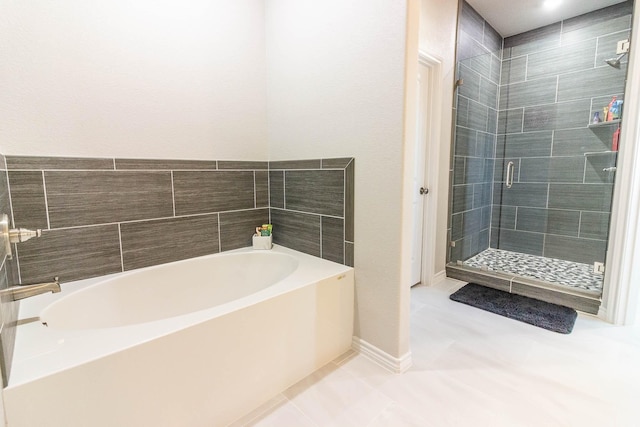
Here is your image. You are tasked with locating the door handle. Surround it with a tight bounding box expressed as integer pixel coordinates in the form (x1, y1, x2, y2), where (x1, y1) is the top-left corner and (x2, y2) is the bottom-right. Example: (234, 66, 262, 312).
(420, 187, 429, 195)
(506, 162, 515, 189)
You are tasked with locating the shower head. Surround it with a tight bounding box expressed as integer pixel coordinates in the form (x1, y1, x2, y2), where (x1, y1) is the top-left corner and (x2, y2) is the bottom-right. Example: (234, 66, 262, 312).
(605, 52, 628, 69)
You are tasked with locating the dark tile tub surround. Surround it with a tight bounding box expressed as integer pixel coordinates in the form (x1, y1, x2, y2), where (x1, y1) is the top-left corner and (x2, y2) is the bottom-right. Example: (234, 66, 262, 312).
(7, 155, 354, 284)
(494, 1, 632, 265)
(269, 158, 354, 266)
(449, 1, 501, 262)
(0, 154, 21, 385)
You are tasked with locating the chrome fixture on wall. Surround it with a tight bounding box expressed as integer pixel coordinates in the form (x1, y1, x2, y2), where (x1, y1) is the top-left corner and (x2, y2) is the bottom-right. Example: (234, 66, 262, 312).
(0, 277, 60, 301)
(1, 213, 42, 260)
(604, 52, 628, 69)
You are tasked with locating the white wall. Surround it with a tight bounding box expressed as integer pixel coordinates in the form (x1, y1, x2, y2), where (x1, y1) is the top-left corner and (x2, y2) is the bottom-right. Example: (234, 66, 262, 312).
(0, 0, 267, 160)
(419, 0, 459, 276)
(266, 0, 413, 357)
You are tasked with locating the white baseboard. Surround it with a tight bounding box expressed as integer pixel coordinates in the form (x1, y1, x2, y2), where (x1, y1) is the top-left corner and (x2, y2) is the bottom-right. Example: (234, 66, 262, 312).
(432, 270, 446, 285)
(351, 337, 412, 374)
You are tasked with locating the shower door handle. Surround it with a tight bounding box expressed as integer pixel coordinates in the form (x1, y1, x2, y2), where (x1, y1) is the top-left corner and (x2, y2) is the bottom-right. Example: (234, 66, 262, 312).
(506, 161, 515, 188)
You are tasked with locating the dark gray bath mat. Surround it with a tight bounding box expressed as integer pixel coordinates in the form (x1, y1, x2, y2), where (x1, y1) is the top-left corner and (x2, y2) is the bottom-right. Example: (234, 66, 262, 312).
(450, 283, 577, 334)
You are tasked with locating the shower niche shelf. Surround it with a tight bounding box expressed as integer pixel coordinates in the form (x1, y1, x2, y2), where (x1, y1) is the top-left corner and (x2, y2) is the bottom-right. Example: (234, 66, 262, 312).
(588, 119, 620, 128)
(584, 150, 618, 157)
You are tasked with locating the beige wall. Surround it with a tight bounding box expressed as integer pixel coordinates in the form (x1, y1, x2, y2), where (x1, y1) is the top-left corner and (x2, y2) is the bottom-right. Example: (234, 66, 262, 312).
(420, 0, 459, 276)
(266, 0, 414, 357)
(0, 0, 268, 160)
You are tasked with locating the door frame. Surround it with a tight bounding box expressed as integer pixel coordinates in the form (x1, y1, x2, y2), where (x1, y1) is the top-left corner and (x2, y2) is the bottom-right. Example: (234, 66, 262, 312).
(416, 51, 443, 286)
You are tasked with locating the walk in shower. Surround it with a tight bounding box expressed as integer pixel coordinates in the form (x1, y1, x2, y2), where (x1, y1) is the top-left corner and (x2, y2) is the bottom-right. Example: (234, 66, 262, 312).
(446, 0, 633, 313)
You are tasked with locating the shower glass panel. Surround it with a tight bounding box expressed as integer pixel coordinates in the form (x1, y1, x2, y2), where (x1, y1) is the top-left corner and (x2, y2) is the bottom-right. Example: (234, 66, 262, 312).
(448, 0, 633, 297)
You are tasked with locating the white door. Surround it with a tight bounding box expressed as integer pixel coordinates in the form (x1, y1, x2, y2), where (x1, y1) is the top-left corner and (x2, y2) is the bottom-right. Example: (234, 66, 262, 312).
(410, 63, 431, 286)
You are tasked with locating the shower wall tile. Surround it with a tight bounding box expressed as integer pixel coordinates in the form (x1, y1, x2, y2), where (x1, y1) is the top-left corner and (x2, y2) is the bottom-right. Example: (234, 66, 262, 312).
(562, 15, 632, 46)
(498, 76, 557, 110)
(173, 171, 255, 215)
(497, 109, 524, 134)
(269, 171, 285, 209)
(46, 171, 174, 228)
(219, 209, 270, 252)
(562, 1, 633, 34)
(557, 66, 627, 102)
(321, 217, 344, 264)
(491, 205, 516, 230)
(496, 131, 553, 158)
(115, 159, 217, 170)
(496, 183, 548, 208)
(526, 40, 597, 81)
(544, 234, 606, 264)
(6, 156, 114, 170)
(453, 184, 474, 213)
(454, 127, 477, 156)
(548, 183, 613, 212)
(449, 1, 500, 261)
(519, 156, 585, 183)
(459, 0, 484, 43)
(284, 170, 344, 217)
(580, 211, 610, 240)
(584, 152, 617, 183)
(522, 99, 591, 132)
(255, 171, 269, 208)
(504, 22, 562, 58)
(501, 57, 527, 85)
(121, 215, 220, 271)
(596, 31, 631, 65)
(458, 64, 481, 101)
(479, 78, 499, 109)
(495, 228, 545, 256)
(515, 207, 580, 237)
(271, 209, 321, 257)
(7, 171, 48, 229)
(18, 225, 122, 284)
(552, 128, 611, 156)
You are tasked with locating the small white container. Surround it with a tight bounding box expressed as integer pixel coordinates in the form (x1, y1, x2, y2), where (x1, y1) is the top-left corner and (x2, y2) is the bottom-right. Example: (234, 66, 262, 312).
(252, 234, 273, 250)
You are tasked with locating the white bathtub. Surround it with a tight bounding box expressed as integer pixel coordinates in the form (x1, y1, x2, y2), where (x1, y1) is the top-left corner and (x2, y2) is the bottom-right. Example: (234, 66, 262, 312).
(3, 245, 354, 427)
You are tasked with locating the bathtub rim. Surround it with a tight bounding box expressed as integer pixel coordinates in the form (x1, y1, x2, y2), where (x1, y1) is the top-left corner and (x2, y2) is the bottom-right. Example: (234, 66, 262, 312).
(7, 245, 353, 389)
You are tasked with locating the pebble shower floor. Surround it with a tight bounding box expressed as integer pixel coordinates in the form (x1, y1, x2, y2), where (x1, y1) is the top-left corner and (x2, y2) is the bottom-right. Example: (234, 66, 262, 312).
(463, 248, 603, 293)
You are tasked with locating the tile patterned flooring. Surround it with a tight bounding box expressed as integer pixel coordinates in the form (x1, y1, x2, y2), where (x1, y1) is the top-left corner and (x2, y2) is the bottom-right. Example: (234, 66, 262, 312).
(463, 248, 603, 293)
(229, 278, 640, 427)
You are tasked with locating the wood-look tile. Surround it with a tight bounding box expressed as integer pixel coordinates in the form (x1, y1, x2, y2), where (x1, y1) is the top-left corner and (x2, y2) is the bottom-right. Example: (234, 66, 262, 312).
(511, 281, 600, 314)
(7, 171, 48, 229)
(173, 171, 255, 215)
(271, 209, 320, 257)
(17, 225, 122, 283)
(345, 160, 354, 242)
(445, 265, 511, 292)
(115, 159, 217, 170)
(255, 171, 269, 208)
(345, 242, 354, 267)
(285, 170, 344, 217)
(322, 158, 353, 169)
(121, 215, 219, 271)
(218, 161, 268, 170)
(548, 183, 613, 211)
(495, 228, 544, 256)
(219, 209, 269, 252)
(544, 234, 606, 265)
(321, 216, 344, 264)
(269, 171, 285, 209)
(6, 156, 114, 170)
(269, 160, 321, 170)
(45, 171, 174, 228)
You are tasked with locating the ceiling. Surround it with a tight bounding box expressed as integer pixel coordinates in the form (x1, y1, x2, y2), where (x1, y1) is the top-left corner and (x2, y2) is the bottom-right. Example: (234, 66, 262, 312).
(466, 0, 629, 37)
